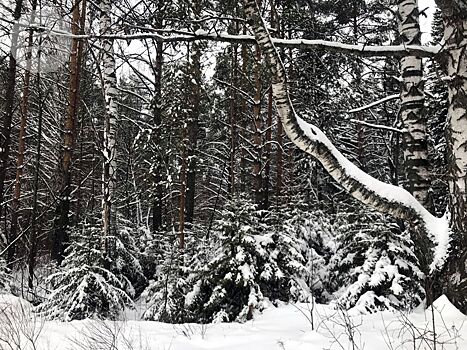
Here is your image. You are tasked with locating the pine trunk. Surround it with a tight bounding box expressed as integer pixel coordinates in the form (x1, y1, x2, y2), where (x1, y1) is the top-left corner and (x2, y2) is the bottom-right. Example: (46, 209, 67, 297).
(184, 1, 201, 226)
(228, 42, 238, 196)
(152, 21, 164, 233)
(51, 0, 84, 262)
(253, 45, 263, 209)
(28, 48, 43, 290)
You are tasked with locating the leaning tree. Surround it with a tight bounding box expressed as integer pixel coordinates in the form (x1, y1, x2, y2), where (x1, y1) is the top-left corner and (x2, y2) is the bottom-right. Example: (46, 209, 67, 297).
(243, 0, 467, 312)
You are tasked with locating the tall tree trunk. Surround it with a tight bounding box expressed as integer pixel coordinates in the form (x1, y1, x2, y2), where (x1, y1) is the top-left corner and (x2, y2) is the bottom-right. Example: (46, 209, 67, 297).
(28, 43, 43, 291)
(240, 28, 248, 193)
(434, 0, 467, 313)
(100, 0, 118, 257)
(152, 13, 164, 234)
(51, 0, 85, 263)
(398, 0, 431, 206)
(0, 0, 23, 233)
(399, 0, 436, 303)
(8, 0, 37, 266)
(263, 88, 273, 209)
(179, 124, 187, 249)
(253, 45, 264, 209)
(184, 0, 201, 226)
(228, 41, 238, 196)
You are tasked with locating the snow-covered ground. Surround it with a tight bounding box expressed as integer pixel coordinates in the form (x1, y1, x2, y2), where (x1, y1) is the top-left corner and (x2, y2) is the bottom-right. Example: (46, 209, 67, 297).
(0, 294, 465, 350)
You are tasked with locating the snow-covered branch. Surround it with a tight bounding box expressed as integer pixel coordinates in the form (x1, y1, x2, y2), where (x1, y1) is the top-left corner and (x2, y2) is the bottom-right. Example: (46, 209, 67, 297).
(13, 21, 441, 58)
(243, 0, 449, 270)
(348, 94, 400, 113)
(349, 119, 406, 133)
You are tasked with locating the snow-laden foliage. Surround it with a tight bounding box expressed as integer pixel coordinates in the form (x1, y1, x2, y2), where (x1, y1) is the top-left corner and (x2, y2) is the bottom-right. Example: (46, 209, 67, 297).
(142, 237, 189, 323)
(281, 205, 334, 303)
(181, 196, 332, 323)
(330, 207, 424, 313)
(113, 216, 148, 295)
(37, 223, 138, 320)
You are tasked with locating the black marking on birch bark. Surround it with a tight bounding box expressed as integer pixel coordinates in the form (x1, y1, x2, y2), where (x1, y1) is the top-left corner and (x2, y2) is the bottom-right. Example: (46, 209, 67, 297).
(243, 0, 431, 234)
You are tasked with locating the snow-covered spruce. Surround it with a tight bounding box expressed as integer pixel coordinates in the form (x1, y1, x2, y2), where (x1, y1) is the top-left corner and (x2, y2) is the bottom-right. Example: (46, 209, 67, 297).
(36, 222, 142, 320)
(181, 196, 328, 323)
(142, 223, 207, 323)
(280, 204, 334, 303)
(142, 235, 189, 323)
(330, 207, 424, 313)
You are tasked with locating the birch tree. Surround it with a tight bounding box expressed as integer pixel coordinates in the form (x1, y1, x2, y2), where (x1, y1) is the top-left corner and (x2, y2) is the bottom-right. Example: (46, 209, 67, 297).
(100, 0, 118, 255)
(243, 0, 463, 309)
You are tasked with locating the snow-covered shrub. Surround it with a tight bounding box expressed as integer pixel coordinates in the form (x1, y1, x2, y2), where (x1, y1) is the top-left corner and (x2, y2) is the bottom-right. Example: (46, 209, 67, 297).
(330, 207, 424, 313)
(114, 215, 147, 295)
(281, 206, 334, 303)
(142, 239, 189, 323)
(183, 196, 331, 323)
(183, 197, 264, 323)
(37, 223, 135, 320)
(142, 224, 205, 323)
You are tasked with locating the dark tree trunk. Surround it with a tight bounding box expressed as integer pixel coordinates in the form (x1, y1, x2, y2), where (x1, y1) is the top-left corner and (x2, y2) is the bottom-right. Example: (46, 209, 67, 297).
(152, 14, 164, 234)
(51, 0, 85, 263)
(0, 0, 23, 234)
(433, 0, 467, 313)
(184, 0, 201, 226)
(253, 45, 264, 209)
(8, 0, 36, 266)
(28, 47, 43, 291)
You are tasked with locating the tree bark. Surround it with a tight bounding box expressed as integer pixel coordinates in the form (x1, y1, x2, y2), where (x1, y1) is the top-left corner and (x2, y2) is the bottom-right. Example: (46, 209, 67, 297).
(100, 0, 118, 257)
(243, 0, 445, 255)
(8, 0, 37, 266)
(228, 39, 238, 196)
(253, 45, 264, 209)
(434, 0, 467, 313)
(184, 0, 201, 226)
(51, 0, 85, 263)
(28, 37, 44, 290)
(263, 88, 273, 209)
(398, 0, 431, 207)
(0, 0, 23, 234)
(152, 12, 164, 234)
(179, 123, 187, 249)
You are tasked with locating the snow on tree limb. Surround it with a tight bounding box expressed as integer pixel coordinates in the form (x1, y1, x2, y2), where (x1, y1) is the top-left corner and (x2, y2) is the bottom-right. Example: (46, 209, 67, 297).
(243, 0, 450, 271)
(348, 94, 400, 113)
(10, 20, 440, 58)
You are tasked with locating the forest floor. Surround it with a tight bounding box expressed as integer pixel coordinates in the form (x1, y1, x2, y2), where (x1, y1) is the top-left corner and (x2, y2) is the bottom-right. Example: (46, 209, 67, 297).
(0, 294, 466, 350)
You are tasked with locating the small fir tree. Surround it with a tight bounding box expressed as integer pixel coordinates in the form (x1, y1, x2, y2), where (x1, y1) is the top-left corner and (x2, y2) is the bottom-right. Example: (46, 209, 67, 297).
(330, 206, 424, 313)
(37, 222, 137, 320)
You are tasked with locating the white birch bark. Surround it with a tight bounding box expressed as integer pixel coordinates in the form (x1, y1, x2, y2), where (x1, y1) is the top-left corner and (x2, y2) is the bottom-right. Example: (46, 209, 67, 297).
(243, 0, 449, 269)
(100, 0, 118, 250)
(398, 0, 431, 207)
